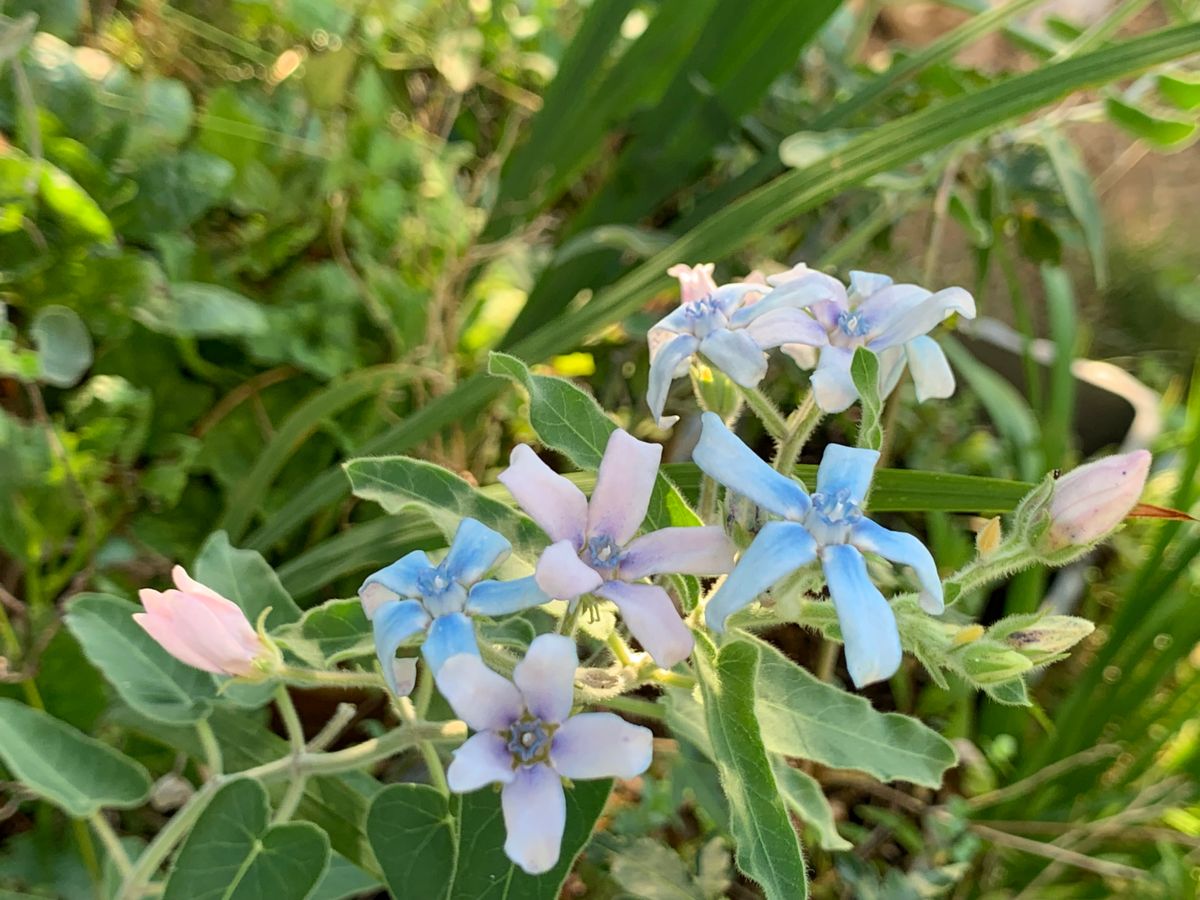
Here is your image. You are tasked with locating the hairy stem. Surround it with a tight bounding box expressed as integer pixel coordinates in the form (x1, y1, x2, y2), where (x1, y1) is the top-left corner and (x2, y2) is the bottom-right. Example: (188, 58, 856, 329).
(773, 391, 822, 473)
(736, 385, 787, 439)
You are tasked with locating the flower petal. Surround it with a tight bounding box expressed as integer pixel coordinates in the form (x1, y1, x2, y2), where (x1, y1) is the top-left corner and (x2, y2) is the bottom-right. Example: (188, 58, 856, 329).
(865, 285, 975, 350)
(692, 412, 810, 519)
(704, 521, 818, 632)
(587, 429, 662, 546)
(421, 612, 479, 675)
(443, 518, 512, 586)
(447, 732, 516, 792)
(781, 342, 819, 370)
(698, 328, 768, 388)
(170, 566, 232, 607)
(141, 589, 261, 675)
(133, 608, 225, 674)
(373, 599, 431, 694)
(435, 652, 524, 732)
(595, 581, 693, 668)
(743, 308, 829, 351)
(646, 332, 700, 429)
(850, 518, 944, 613)
(821, 544, 903, 688)
(815, 443, 880, 505)
(731, 266, 848, 328)
(876, 345, 906, 399)
(811, 346, 859, 413)
(498, 445, 588, 546)
(501, 765, 566, 876)
(847, 270, 893, 301)
(535, 540, 604, 601)
(904, 335, 955, 402)
(667, 262, 718, 304)
(513, 633, 578, 724)
(465, 576, 549, 617)
(359, 550, 432, 617)
(619, 526, 735, 580)
(551, 712, 653, 779)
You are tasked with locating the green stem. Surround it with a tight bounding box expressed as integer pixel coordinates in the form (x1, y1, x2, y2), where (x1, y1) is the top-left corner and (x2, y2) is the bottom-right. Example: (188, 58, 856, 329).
(119, 779, 222, 900)
(773, 391, 822, 473)
(397, 697, 449, 795)
(307, 702, 357, 752)
(945, 543, 1036, 599)
(597, 695, 667, 721)
(698, 474, 719, 525)
(276, 666, 385, 690)
(271, 686, 307, 824)
(89, 811, 132, 877)
(195, 720, 223, 776)
(649, 668, 696, 690)
(606, 632, 634, 667)
(736, 384, 787, 439)
(413, 662, 434, 719)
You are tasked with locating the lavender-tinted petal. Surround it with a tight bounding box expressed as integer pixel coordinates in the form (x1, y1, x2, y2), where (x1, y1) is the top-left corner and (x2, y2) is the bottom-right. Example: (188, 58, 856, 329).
(704, 521, 818, 632)
(466, 576, 549, 617)
(743, 308, 829, 351)
(447, 732, 516, 792)
(815, 443, 880, 505)
(535, 540, 603, 601)
(811, 345, 859, 413)
(619, 526, 735, 580)
(359, 550, 432, 618)
(551, 712, 653, 779)
(876, 345, 906, 400)
(850, 518, 944, 613)
(373, 599, 431, 694)
(730, 268, 848, 328)
(501, 765, 566, 875)
(646, 332, 700, 429)
(498, 445, 588, 546)
(435, 652, 523, 732)
(847, 270, 893, 301)
(692, 412, 810, 519)
(853, 283, 932, 343)
(866, 286, 975, 350)
(443, 518, 512, 586)
(421, 612, 479, 675)
(698, 328, 768, 388)
(587, 430, 662, 546)
(905, 335, 955, 402)
(513, 633, 577, 724)
(821, 544, 903, 688)
(595, 581, 693, 668)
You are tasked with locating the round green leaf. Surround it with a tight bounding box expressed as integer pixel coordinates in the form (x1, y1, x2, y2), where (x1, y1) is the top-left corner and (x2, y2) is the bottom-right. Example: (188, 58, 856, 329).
(31, 305, 92, 388)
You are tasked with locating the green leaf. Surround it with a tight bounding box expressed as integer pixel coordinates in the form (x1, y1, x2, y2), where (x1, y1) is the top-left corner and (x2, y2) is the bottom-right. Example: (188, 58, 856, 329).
(163, 779, 330, 900)
(750, 637, 957, 787)
(30, 305, 92, 388)
(779, 130, 857, 169)
(308, 853, 380, 900)
(695, 637, 807, 899)
(280, 598, 372, 668)
(344, 455, 547, 565)
(770, 759, 852, 852)
(0, 698, 151, 817)
(64, 593, 217, 725)
(1157, 70, 1200, 111)
(982, 677, 1031, 707)
(367, 779, 612, 900)
(1104, 95, 1197, 146)
(194, 531, 302, 629)
(137, 282, 269, 339)
(1041, 128, 1106, 288)
(610, 838, 704, 900)
(850, 348, 883, 451)
(37, 163, 115, 242)
(0, 13, 38, 67)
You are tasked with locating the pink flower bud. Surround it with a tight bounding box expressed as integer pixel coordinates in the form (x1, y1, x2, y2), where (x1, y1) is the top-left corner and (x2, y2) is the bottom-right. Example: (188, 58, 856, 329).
(666, 262, 717, 304)
(1044, 450, 1151, 550)
(133, 566, 266, 676)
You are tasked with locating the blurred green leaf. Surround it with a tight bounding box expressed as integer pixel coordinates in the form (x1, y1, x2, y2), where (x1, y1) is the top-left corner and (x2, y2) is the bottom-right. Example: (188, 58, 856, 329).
(0, 697, 151, 817)
(163, 779, 330, 900)
(0, 13, 38, 67)
(65, 592, 217, 725)
(1041, 128, 1106, 288)
(137, 282, 269, 339)
(1105, 95, 1197, 147)
(31, 304, 92, 387)
(610, 838, 706, 900)
(37, 162, 114, 242)
(1157, 69, 1200, 110)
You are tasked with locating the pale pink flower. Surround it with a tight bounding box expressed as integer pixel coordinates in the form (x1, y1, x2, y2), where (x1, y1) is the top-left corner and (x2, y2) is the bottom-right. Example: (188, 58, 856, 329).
(134, 566, 266, 676)
(1044, 450, 1152, 550)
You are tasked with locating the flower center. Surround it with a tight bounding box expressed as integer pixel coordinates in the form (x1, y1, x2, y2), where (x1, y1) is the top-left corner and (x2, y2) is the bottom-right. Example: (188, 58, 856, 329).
(682, 296, 727, 338)
(417, 564, 467, 617)
(804, 488, 863, 545)
(584, 535, 623, 575)
(836, 310, 871, 339)
(506, 717, 553, 766)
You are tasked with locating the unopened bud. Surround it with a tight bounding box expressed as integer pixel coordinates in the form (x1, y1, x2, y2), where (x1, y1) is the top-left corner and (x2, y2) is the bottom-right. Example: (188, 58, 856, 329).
(691, 362, 741, 423)
(976, 517, 1002, 558)
(953, 624, 986, 647)
(1042, 450, 1151, 552)
(1001, 615, 1094, 664)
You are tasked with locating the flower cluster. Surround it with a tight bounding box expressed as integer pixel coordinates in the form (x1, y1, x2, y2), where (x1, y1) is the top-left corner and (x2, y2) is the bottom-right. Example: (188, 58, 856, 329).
(130, 258, 1152, 877)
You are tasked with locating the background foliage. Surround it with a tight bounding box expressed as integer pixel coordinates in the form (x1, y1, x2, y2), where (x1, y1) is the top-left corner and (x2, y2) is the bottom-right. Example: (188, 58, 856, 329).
(2, 0, 1199, 897)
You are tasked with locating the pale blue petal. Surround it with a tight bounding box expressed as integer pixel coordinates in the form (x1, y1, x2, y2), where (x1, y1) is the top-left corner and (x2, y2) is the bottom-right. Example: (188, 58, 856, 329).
(595, 581, 694, 668)
(849, 518, 944, 613)
(699, 328, 768, 387)
(730, 269, 848, 328)
(905, 336, 956, 402)
(551, 712, 653, 779)
(447, 732, 515, 791)
(866, 286, 975, 350)
(421, 612, 480, 674)
(705, 521, 818, 632)
(848, 270, 893, 302)
(501, 764, 566, 875)
(743, 308, 828, 351)
(373, 599, 431, 695)
(465, 576, 549, 617)
(436, 653, 523, 731)
(513, 633, 577, 724)
(876, 346, 906, 399)
(692, 413, 810, 520)
(360, 550, 432, 605)
(646, 332, 699, 428)
(815, 443, 879, 504)
(443, 518, 511, 586)
(821, 544, 902, 688)
(710, 282, 762, 314)
(810, 346, 858, 413)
